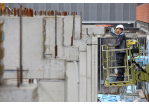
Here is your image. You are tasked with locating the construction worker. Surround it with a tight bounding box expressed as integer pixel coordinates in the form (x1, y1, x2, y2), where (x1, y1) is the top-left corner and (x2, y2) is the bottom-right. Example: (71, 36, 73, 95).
(107, 24, 126, 81)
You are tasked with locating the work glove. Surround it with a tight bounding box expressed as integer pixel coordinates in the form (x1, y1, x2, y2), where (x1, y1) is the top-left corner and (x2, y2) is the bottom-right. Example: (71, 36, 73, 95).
(111, 28, 115, 33)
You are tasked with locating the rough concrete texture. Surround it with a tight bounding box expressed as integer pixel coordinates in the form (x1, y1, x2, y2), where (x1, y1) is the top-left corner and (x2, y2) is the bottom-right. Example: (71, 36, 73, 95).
(82, 25, 105, 35)
(38, 81, 64, 102)
(0, 84, 38, 102)
(64, 16, 73, 46)
(79, 52, 87, 102)
(45, 17, 55, 57)
(43, 59, 66, 79)
(66, 62, 79, 102)
(74, 15, 81, 39)
(88, 27, 105, 35)
(87, 46, 92, 102)
(74, 39, 87, 51)
(0, 16, 106, 102)
(91, 36, 98, 102)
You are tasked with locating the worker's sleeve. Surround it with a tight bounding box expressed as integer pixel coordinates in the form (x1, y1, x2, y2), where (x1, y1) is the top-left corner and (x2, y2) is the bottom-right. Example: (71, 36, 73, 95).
(110, 32, 118, 38)
(110, 35, 124, 47)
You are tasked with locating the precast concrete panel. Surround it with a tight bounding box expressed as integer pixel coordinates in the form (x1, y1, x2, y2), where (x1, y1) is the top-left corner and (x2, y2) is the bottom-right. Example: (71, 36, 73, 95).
(43, 59, 66, 79)
(66, 62, 79, 102)
(64, 16, 73, 46)
(68, 47, 79, 61)
(74, 39, 87, 51)
(22, 17, 44, 79)
(91, 36, 98, 102)
(45, 17, 55, 57)
(82, 35, 92, 44)
(2, 17, 44, 79)
(0, 84, 38, 102)
(87, 46, 92, 102)
(82, 28, 87, 35)
(74, 15, 81, 39)
(88, 27, 105, 35)
(3, 17, 20, 70)
(79, 52, 87, 102)
(38, 81, 64, 102)
(57, 17, 64, 57)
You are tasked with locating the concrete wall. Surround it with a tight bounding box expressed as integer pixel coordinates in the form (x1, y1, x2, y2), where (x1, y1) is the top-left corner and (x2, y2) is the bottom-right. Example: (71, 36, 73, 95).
(38, 81, 64, 102)
(0, 15, 104, 102)
(0, 84, 38, 102)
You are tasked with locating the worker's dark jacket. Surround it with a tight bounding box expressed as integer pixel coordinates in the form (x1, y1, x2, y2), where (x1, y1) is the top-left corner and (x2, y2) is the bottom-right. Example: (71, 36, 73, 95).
(110, 32, 126, 53)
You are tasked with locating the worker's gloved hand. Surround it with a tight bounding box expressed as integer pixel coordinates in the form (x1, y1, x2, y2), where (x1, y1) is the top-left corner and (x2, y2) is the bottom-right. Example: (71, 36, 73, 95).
(111, 28, 115, 33)
(107, 43, 112, 47)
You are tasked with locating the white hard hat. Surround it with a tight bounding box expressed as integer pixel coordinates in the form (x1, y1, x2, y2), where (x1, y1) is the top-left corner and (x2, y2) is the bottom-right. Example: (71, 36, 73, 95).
(116, 24, 124, 30)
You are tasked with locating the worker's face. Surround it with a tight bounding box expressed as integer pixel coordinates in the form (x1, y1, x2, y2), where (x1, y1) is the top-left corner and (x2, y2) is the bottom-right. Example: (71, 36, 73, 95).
(115, 28, 120, 34)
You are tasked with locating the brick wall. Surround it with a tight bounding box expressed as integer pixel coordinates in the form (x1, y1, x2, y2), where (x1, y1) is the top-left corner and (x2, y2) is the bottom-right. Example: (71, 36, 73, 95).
(136, 3, 149, 23)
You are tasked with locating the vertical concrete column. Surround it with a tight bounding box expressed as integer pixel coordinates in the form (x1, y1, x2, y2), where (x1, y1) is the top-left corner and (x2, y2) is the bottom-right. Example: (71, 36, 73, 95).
(45, 18, 55, 57)
(91, 36, 98, 102)
(79, 52, 87, 102)
(57, 17, 64, 57)
(74, 15, 81, 40)
(66, 62, 79, 102)
(87, 46, 92, 102)
(64, 16, 73, 46)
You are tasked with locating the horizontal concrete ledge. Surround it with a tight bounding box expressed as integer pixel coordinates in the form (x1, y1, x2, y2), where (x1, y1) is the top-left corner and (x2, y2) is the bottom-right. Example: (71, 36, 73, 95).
(39, 79, 65, 82)
(82, 21, 135, 24)
(43, 58, 66, 60)
(66, 60, 79, 62)
(63, 45, 79, 48)
(0, 84, 38, 89)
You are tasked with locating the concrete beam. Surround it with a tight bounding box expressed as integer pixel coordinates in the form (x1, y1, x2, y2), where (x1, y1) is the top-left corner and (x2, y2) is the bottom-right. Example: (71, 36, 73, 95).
(88, 27, 105, 35)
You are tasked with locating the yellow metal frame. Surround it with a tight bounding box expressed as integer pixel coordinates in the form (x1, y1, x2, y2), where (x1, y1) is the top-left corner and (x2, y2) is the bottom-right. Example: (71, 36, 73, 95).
(102, 40, 140, 87)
